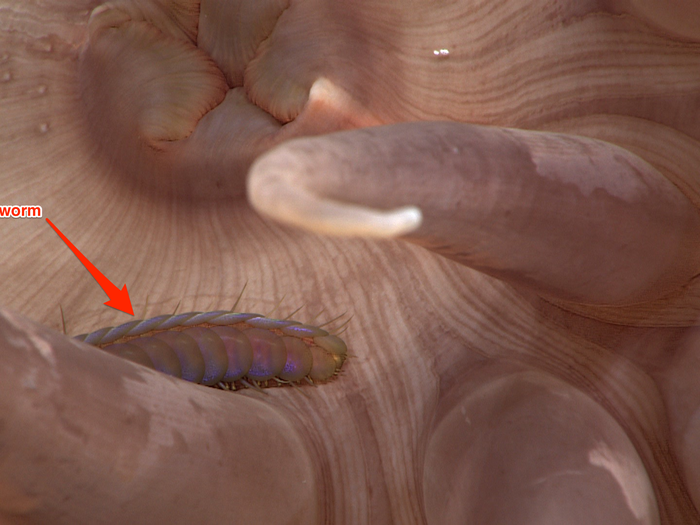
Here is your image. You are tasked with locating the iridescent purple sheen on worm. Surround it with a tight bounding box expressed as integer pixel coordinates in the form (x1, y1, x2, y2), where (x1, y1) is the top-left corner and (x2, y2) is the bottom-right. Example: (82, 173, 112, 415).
(74, 311, 347, 389)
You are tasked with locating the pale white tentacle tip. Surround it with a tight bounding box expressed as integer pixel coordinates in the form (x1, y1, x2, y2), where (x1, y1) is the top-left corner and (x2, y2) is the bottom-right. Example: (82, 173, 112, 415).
(281, 202, 422, 238)
(247, 156, 422, 238)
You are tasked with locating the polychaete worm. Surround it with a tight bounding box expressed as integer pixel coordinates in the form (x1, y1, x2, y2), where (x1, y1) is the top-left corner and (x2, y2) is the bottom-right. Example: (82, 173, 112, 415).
(74, 310, 348, 390)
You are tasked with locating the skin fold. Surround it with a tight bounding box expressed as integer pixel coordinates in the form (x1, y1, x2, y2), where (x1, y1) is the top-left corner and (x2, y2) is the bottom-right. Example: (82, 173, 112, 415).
(1, 0, 700, 523)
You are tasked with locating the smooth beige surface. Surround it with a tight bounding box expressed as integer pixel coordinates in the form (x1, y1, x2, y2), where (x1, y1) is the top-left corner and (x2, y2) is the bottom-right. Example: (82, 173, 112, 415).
(1, 1, 700, 524)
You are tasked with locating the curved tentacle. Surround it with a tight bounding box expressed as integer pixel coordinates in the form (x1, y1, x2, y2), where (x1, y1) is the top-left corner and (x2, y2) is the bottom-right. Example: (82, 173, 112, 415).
(0, 308, 322, 523)
(248, 122, 700, 306)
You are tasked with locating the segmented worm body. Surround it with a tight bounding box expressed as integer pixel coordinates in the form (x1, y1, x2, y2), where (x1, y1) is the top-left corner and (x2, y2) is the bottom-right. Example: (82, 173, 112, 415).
(74, 311, 347, 389)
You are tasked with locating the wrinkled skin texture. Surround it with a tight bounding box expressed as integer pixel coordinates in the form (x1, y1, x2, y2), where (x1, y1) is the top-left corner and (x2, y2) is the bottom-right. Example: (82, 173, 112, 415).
(1, 1, 700, 524)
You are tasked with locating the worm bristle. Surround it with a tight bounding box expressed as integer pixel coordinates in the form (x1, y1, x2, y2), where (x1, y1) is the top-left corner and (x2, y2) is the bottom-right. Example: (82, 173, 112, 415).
(331, 314, 353, 335)
(141, 295, 150, 319)
(284, 304, 305, 320)
(59, 304, 67, 336)
(305, 308, 326, 326)
(317, 311, 347, 330)
(266, 294, 287, 318)
(230, 281, 248, 312)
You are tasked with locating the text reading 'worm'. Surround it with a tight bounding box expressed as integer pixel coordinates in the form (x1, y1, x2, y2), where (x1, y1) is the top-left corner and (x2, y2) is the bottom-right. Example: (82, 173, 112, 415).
(74, 311, 348, 389)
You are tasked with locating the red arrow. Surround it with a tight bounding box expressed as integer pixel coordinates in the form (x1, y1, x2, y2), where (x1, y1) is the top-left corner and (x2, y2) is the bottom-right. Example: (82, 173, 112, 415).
(46, 218, 134, 315)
